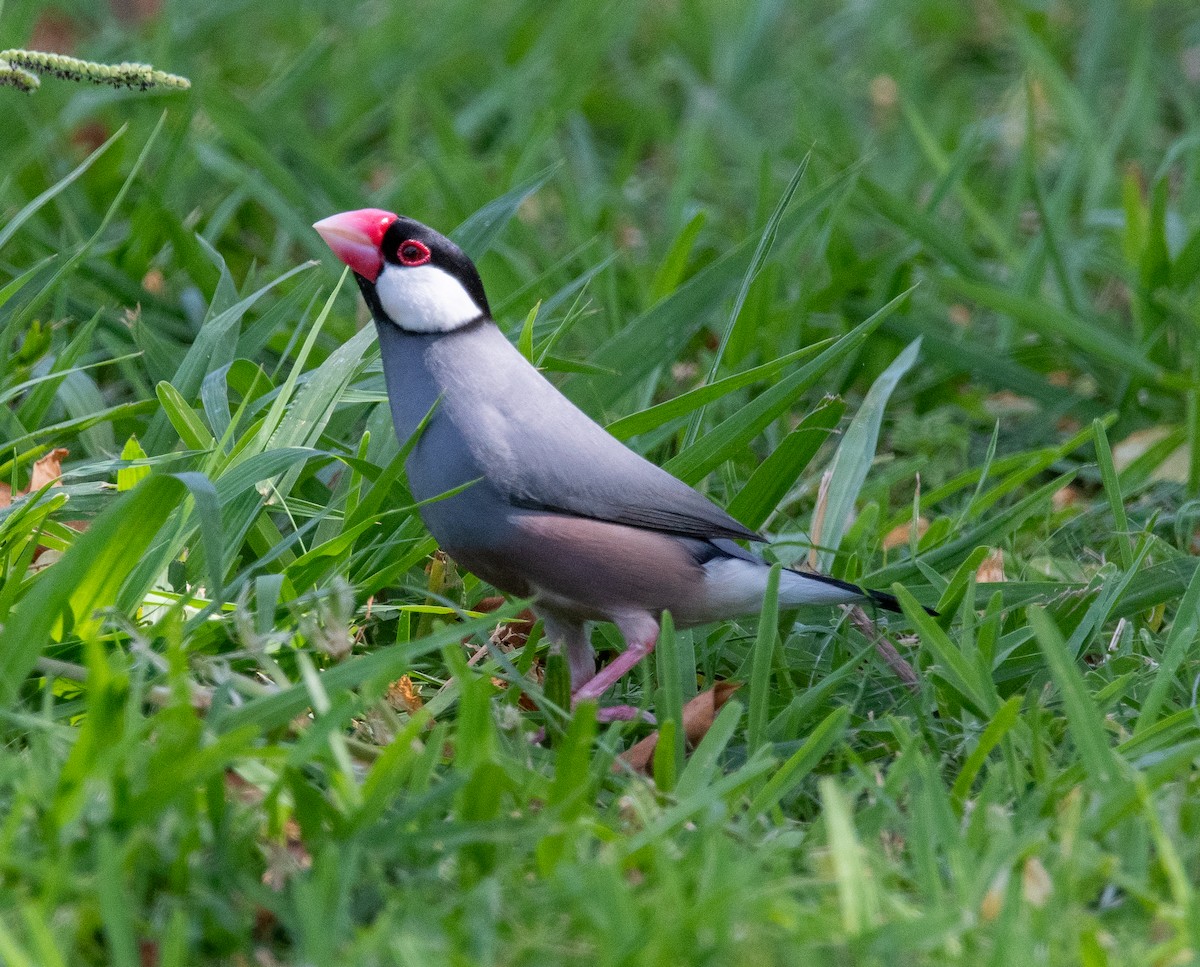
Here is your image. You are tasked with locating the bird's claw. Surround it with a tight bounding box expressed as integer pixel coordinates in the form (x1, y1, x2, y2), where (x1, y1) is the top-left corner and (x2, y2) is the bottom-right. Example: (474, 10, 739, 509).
(589, 704, 656, 725)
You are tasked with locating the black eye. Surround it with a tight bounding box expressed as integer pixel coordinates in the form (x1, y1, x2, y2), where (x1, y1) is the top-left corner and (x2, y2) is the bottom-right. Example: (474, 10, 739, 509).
(398, 239, 431, 266)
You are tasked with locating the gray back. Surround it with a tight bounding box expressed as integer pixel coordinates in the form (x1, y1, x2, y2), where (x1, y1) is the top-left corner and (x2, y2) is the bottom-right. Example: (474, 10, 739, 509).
(376, 318, 760, 545)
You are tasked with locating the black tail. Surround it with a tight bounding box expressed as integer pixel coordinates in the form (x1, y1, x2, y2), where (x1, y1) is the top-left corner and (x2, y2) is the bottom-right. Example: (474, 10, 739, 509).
(789, 568, 939, 617)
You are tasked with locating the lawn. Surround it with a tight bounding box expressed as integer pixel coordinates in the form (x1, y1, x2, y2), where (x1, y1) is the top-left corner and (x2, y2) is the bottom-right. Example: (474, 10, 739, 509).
(2, 0, 1200, 963)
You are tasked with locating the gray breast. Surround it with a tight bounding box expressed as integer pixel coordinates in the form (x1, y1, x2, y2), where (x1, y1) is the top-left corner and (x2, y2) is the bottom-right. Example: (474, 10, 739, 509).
(375, 319, 513, 554)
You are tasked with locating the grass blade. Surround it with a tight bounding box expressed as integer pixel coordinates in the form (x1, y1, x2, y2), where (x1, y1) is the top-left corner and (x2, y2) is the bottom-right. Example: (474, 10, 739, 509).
(749, 706, 849, 815)
(746, 565, 780, 757)
(686, 156, 809, 443)
(451, 164, 560, 260)
(665, 289, 913, 484)
(0, 475, 188, 705)
(1027, 605, 1120, 786)
(0, 126, 125, 252)
(816, 338, 921, 571)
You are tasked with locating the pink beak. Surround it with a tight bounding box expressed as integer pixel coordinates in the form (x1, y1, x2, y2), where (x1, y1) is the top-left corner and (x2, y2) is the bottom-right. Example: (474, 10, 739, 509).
(312, 208, 398, 283)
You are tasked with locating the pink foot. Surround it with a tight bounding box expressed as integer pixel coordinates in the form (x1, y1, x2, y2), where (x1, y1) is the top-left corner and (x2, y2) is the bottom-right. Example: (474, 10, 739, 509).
(582, 703, 656, 725)
(571, 613, 660, 704)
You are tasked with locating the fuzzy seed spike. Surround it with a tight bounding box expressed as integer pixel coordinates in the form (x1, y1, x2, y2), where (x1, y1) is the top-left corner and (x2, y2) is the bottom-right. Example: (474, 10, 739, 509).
(0, 49, 190, 91)
(0, 64, 39, 92)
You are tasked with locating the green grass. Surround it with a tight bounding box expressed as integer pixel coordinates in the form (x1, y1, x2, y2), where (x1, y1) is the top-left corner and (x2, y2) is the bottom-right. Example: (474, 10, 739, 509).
(2, 0, 1200, 963)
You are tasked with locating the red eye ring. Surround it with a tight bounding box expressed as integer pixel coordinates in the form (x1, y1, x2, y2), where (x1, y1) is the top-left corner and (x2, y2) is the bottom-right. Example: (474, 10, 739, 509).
(397, 239, 431, 266)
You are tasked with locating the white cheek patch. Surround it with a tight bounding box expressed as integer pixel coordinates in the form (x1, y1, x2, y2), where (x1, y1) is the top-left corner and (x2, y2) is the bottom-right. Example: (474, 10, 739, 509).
(375, 263, 482, 333)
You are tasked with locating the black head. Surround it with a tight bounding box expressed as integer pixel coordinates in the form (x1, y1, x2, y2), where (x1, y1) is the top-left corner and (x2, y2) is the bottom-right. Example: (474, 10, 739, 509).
(314, 209, 491, 333)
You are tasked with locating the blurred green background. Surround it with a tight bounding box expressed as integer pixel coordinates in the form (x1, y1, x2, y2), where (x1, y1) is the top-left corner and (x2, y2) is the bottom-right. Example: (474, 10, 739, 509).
(6, 0, 1200, 476)
(4, 1, 1200, 964)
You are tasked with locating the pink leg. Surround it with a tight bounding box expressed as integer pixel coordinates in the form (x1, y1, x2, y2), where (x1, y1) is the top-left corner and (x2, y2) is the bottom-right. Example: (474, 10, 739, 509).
(540, 612, 596, 690)
(571, 611, 660, 704)
(592, 705, 656, 724)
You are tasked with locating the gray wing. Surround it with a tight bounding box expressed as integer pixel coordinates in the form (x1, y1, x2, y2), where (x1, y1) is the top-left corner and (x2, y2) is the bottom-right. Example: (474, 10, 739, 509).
(506, 445, 763, 543)
(426, 324, 763, 544)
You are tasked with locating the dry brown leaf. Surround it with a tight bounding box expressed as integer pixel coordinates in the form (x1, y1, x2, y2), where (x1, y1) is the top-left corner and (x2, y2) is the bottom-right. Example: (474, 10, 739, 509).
(28, 549, 63, 573)
(882, 517, 928, 551)
(29, 448, 69, 491)
(109, 0, 163, 23)
(868, 74, 898, 110)
(261, 833, 311, 891)
(29, 9, 78, 52)
(367, 164, 394, 192)
(671, 361, 699, 384)
(3, 449, 82, 560)
(472, 596, 537, 651)
(68, 121, 111, 155)
(439, 597, 541, 714)
(1052, 485, 1081, 512)
(386, 674, 424, 714)
(226, 772, 312, 893)
(618, 222, 645, 252)
(2, 448, 69, 508)
(808, 469, 833, 572)
(980, 871, 1007, 923)
(1111, 426, 1173, 473)
(879, 829, 905, 862)
(142, 268, 166, 295)
(618, 682, 742, 774)
(1021, 856, 1052, 908)
(976, 549, 1005, 584)
(983, 391, 1038, 416)
(225, 770, 265, 807)
(470, 597, 541, 709)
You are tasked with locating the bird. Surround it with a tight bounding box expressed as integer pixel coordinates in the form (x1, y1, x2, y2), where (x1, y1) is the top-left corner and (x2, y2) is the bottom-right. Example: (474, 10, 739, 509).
(314, 208, 914, 708)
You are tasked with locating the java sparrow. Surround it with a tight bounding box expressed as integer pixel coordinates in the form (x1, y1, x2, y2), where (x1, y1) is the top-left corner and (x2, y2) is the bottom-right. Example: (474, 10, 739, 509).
(313, 209, 908, 704)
